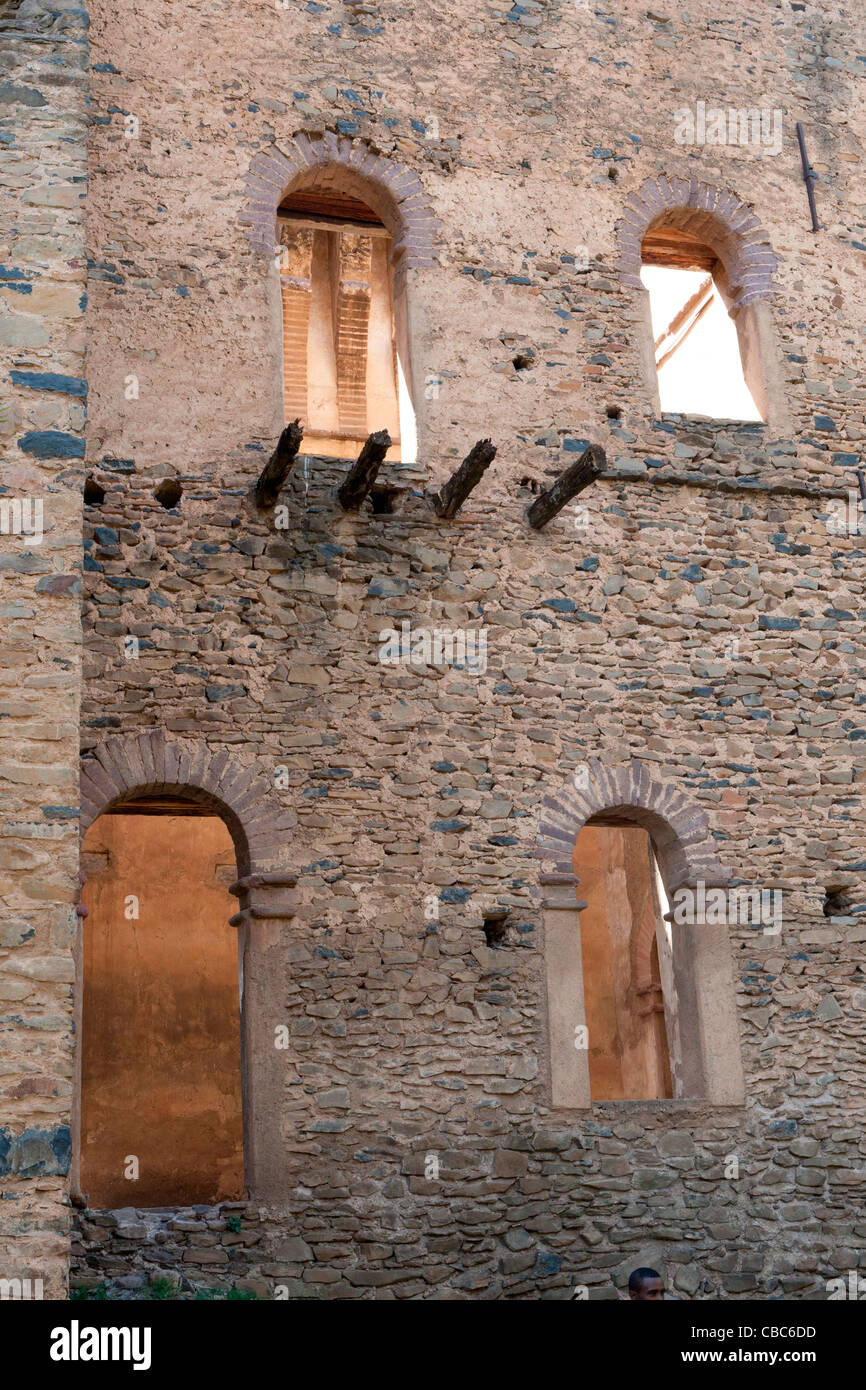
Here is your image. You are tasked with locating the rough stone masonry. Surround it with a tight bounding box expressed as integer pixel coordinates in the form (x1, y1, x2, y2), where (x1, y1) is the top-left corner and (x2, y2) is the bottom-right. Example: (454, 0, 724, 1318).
(2, 0, 866, 1299)
(0, 0, 87, 1303)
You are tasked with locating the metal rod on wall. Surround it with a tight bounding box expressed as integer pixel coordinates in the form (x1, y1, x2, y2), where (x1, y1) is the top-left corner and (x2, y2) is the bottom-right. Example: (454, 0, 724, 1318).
(796, 122, 820, 233)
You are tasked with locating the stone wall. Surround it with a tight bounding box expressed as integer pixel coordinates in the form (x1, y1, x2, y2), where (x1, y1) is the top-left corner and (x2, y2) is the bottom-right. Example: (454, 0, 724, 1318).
(72, 437, 866, 1296)
(71, 1099, 866, 1300)
(0, 0, 88, 1299)
(6, 0, 866, 1297)
(82, 0, 866, 477)
(73, 1202, 272, 1300)
(71, 0, 866, 1301)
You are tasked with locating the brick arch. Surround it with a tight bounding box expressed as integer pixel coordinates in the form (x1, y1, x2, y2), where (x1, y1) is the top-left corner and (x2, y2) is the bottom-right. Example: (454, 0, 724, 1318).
(80, 731, 291, 878)
(615, 175, 777, 308)
(536, 757, 729, 894)
(240, 130, 439, 272)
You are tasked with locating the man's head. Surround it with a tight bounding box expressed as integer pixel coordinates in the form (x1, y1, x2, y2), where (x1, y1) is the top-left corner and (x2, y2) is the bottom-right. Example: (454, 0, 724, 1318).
(628, 1267, 665, 1300)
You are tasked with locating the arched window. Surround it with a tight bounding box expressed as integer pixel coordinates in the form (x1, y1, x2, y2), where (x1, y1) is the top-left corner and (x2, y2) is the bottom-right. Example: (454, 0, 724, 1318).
(243, 137, 439, 466)
(538, 759, 745, 1110)
(616, 177, 784, 429)
(74, 732, 298, 1208)
(640, 224, 762, 421)
(277, 188, 414, 460)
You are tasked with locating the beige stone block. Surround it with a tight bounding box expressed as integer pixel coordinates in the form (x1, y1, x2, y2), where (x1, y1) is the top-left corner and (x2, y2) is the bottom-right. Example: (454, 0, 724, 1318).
(2, 282, 83, 317)
(21, 185, 81, 208)
(285, 665, 330, 686)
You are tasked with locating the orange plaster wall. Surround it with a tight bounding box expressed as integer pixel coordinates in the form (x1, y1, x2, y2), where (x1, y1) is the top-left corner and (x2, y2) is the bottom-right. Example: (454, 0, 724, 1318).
(79, 813, 244, 1208)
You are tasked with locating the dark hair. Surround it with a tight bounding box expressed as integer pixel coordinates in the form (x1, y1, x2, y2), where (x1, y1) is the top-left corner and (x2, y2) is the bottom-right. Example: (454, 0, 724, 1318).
(628, 1267, 662, 1292)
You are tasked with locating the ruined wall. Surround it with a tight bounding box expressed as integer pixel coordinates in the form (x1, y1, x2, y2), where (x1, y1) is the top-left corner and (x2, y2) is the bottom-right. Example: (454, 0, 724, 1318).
(0, 0, 88, 1299)
(68, 0, 866, 1298)
(75, 459, 866, 1300)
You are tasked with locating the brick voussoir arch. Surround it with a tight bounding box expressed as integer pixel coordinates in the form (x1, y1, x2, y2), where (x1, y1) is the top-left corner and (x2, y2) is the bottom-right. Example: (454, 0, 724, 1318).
(240, 130, 440, 270)
(80, 731, 291, 876)
(536, 757, 729, 893)
(615, 175, 777, 307)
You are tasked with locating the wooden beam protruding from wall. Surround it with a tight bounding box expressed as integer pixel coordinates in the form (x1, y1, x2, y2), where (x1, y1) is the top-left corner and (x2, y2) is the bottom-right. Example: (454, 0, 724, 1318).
(432, 438, 497, 519)
(254, 419, 304, 508)
(526, 443, 606, 530)
(337, 428, 392, 510)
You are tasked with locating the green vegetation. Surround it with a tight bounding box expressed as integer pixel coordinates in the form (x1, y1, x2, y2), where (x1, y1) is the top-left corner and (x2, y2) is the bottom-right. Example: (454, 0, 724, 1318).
(194, 1286, 257, 1301)
(69, 1280, 259, 1301)
(70, 1282, 108, 1301)
(146, 1277, 176, 1300)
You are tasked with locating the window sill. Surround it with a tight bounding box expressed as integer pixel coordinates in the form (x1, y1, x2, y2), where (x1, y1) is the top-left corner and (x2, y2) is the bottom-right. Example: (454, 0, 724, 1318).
(657, 413, 766, 430)
(547, 1097, 747, 1114)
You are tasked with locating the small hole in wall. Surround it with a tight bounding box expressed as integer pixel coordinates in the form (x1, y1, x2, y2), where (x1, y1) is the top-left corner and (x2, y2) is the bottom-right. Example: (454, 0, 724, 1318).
(368, 483, 404, 515)
(606, 405, 622, 421)
(608, 166, 619, 182)
(520, 476, 541, 493)
(823, 885, 856, 918)
(154, 479, 183, 510)
(84, 477, 106, 506)
(483, 910, 509, 948)
(512, 351, 535, 370)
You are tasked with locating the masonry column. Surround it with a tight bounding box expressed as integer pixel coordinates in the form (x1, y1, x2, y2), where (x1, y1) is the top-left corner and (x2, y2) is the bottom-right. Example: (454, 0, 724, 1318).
(229, 872, 300, 1203)
(667, 880, 746, 1105)
(0, 0, 88, 1299)
(541, 872, 591, 1109)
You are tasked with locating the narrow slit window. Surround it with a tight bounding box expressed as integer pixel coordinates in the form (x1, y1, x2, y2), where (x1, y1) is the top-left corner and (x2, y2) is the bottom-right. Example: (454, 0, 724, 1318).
(277, 190, 414, 460)
(640, 226, 762, 421)
(573, 822, 678, 1101)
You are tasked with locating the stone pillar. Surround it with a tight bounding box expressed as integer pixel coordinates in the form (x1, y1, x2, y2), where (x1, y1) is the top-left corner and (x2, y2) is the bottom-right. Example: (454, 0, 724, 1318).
(667, 883, 746, 1105)
(541, 872, 591, 1110)
(229, 871, 300, 1204)
(0, 0, 89, 1299)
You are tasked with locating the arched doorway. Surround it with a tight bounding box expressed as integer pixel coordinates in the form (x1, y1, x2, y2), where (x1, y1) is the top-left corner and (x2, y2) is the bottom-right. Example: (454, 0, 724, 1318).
(75, 731, 298, 1207)
(79, 796, 244, 1208)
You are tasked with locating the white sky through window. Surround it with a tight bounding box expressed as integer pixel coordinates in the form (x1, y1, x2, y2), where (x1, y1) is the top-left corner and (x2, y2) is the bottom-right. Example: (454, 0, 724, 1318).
(641, 264, 762, 421)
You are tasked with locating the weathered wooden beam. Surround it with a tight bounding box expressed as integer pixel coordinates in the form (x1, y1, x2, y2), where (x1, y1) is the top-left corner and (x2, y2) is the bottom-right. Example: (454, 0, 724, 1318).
(656, 293, 713, 372)
(337, 428, 392, 510)
(642, 225, 718, 272)
(526, 443, 606, 530)
(432, 438, 497, 519)
(653, 274, 712, 353)
(254, 419, 304, 508)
